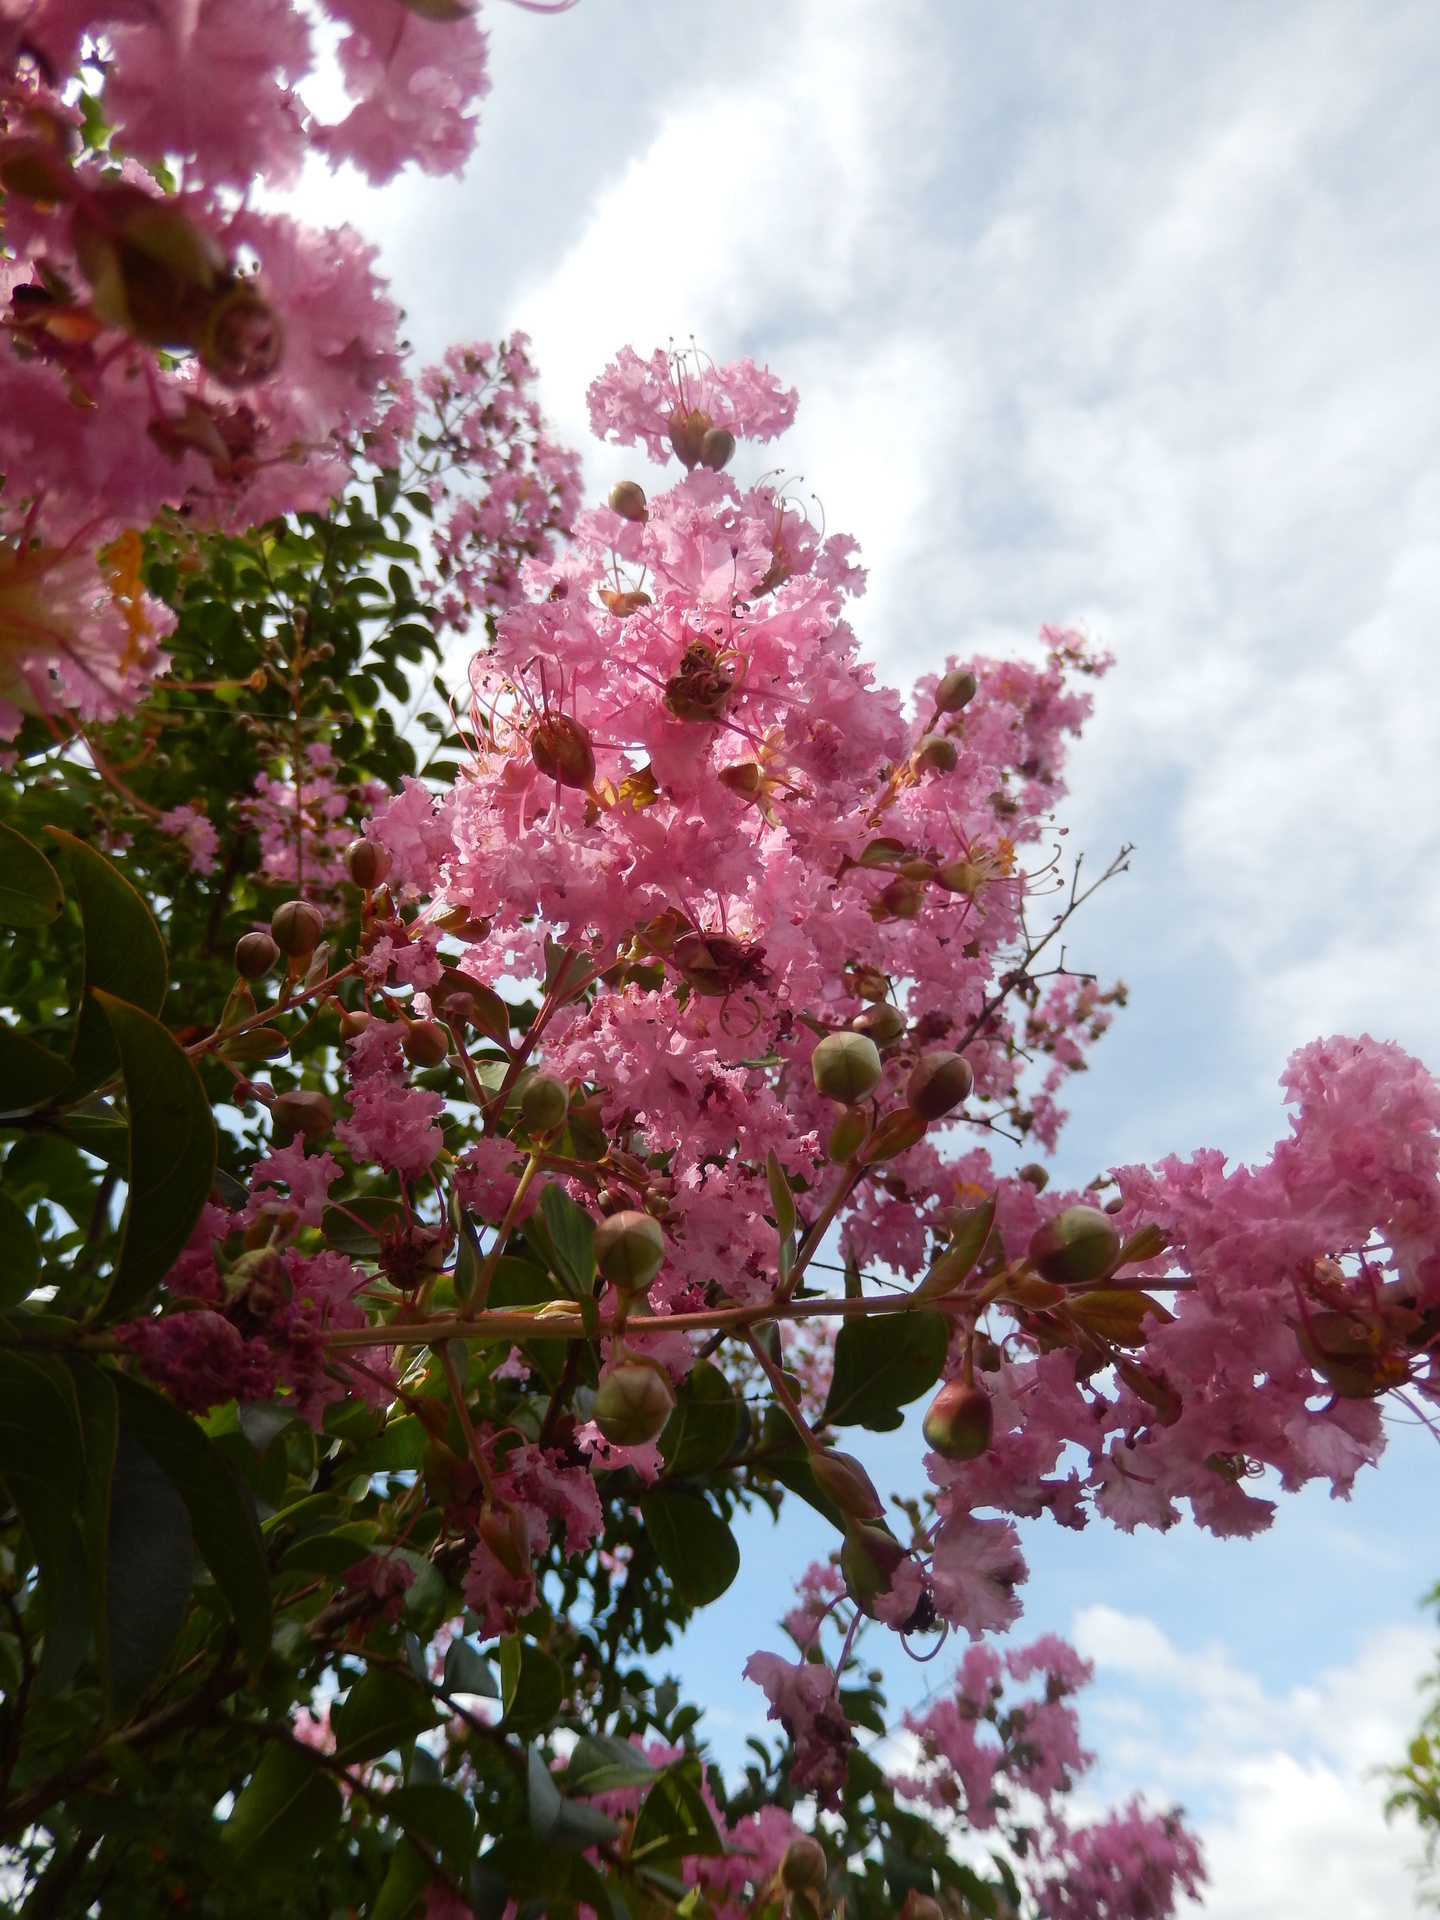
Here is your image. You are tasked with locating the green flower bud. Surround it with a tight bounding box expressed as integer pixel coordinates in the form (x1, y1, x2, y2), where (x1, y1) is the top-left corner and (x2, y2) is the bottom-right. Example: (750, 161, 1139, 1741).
(592, 1363, 675, 1446)
(934, 667, 978, 713)
(270, 1089, 333, 1144)
(608, 480, 649, 522)
(914, 732, 958, 774)
(270, 899, 324, 958)
(1028, 1204, 1122, 1286)
(873, 878, 925, 919)
(403, 1019, 451, 1070)
(851, 1002, 906, 1044)
(699, 425, 736, 471)
(519, 1072, 569, 1132)
(810, 1449, 885, 1520)
(935, 858, 986, 895)
(594, 1209, 665, 1291)
(779, 1837, 828, 1893)
(235, 930, 280, 979)
(345, 836, 391, 888)
(922, 1379, 993, 1460)
(905, 1050, 973, 1120)
(812, 1031, 883, 1104)
(840, 1520, 909, 1618)
(1018, 1162, 1050, 1191)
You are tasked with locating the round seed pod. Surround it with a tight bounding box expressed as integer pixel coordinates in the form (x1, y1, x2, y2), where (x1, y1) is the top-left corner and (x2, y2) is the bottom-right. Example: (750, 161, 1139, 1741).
(594, 1210, 665, 1292)
(914, 733, 958, 774)
(402, 1019, 450, 1069)
(779, 1837, 829, 1894)
(874, 878, 925, 920)
(270, 1089, 334, 1144)
(1028, 1204, 1121, 1286)
(592, 1363, 675, 1447)
(1018, 1162, 1050, 1191)
(338, 1007, 370, 1041)
(840, 1520, 909, 1618)
(935, 667, 978, 713)
(235, 930, 280, 979)
(811, 1031, 883, 1104)
(270, 899, 325, 958)
(531, 712, 596, 789)
(346, 836, 391, 888)
(853, 966, 889, 1003)
(905, 1050, 974, 1120)
(810, 1449, 885, 1520)
(668, 407, 710, 469)
(922, 1379, 993, 1460)
(699, 426, 736, 471)
(519, 1073, 570, 1132)
(608, 480, 649, 522)
(851, 1002, 906, 1045)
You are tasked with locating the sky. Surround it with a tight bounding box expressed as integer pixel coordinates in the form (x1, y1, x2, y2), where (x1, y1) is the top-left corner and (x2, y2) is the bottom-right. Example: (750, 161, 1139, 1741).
(292, 3, 1440, 1910)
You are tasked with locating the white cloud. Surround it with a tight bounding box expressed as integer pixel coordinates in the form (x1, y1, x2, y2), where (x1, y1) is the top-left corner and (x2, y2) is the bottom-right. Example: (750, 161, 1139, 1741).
(1073, 1606, 1436, 1919)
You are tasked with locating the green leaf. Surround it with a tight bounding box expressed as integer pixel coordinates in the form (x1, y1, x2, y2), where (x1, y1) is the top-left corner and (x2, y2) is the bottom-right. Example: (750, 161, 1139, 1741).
(537, 1183, 596, 1297)
(106, 1428, 192, 1714)
(629, 1767, 727, 1863)
(568, 1734, 658, 1795)
(109, 1370, 271, 1671)
(765, 1147, 796, 1241)
(0, 1023, 74, 1117)
(332, 1666, 437, 1764)
(529, 1744, 621, 1851)
(914, 1196, 996, 1299)
(46, 830, 167, 1091)
(35, 1527, 92, 1697)
(822, 1310, 949, 1431)
(0, 818, 63, 927)
(348, 1413, 428, 1479)
(321, 1193, 407, 1255)
(639, 1490, 740, 1608)
(498, 1635, 564, 1738)
(0, 1350, 84, 1630)
(224, 1745, 343, 1871)
(0, 1190, 40, 1306)
(387, 1783, 475, 1871)
(659, 1361, 740, 1478)
(94, 991, 218, 1318)
(442, 1637, 498, 1699)
(371, 1837, 435, 1920)
(67, 1358, 118, 1702)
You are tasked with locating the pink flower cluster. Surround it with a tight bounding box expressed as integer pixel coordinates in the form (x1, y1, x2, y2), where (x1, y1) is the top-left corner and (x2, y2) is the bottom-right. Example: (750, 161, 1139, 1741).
(242, 741, 359, 895)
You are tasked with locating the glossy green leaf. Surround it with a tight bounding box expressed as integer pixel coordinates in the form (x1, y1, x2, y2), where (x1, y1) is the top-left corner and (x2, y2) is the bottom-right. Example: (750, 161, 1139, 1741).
(35, 1528, 92, 1697)
(67, 1358, 118, 1703)
(110, 1370, 271, 1671)
(765, 1146, 796, 1241)
(0, 1023, 74, 1117)
(498, 1635, 564, 1738)
(659, 1360, 740, 1478)
(348, 1412, 428, 1479)
(639, 1490, 740, 1608)
(106, 1428, 192, 1714)
(442, 1637, 498, 1699)
(914, 1196, 996, 1299)
(387, 1782, 475, 1871)
(529, 1743, 621, 1851)
(537, 1182, 596, 1296)
(629, 1767, 727, 1864)
(47, 830, 167, 1090)
(332, 1666, 437, 1764)
(371, 1836, 434, 1920)
(0, 818, 63, 927)
(822, 1310, 949, 1431)
(0, 1190, 40, 1306)
(567, 1734, 658, 1795)
(0, 1349, 84, 1629)
(224, 1745, 343, 1871)
(320, 1193, 407, 1255)
(95, 991, 218, 1318)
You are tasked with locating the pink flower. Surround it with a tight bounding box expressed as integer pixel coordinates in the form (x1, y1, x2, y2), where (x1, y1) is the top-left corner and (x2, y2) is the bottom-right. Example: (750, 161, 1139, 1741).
(929, 1510, 1027, 1638)
(159, 803, 220, 876)
(587, 344, 798, 466)
(317, 0, 490, 183)
(743, 1652, 852, 1808)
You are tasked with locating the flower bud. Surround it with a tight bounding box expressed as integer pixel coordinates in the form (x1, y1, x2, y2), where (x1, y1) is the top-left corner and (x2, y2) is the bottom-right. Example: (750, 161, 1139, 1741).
(403, 1019, 450, 1069)
(906, 1050, 973, 1120)
(235, 930, 280, 979)
(934, 668, 978, 713)
(914, 733, 958, 774)
(840, 1520, 909, 1618)
(594, 1210, 665, 1292)
(338, 1007, 370, 1041)
(936, 859, 986, 895)
(200, 279, 283, 388)
(851, 1003, 906, 1045)
(900, 1896, 943, 1920)
(668, 406, 710, 469)
(899, 857, 938, 881)
(699, 426, 736, 471)
(779, 1837, 828, 1893)
(873, 878, 925, 920)
(271, 899, 324, 958)
(826, 1106, 870, 1164)
(1028, 1205, 1121, 1286)
(810, 1449, 885, 1520)
(853, 967, 889, 1003)
(1018, 1162, 1050, 1191)
(531, 712, 596, 789)
(718, 761, 765, 800)
(608, 480, 649, 522)
(519, 1072, 569, 1132)
(592, 1363, 675, 1446)
(812, 1031, 883, 1104)
(642, 1185, 672, 1218)
(346, 836, 392, 889)
(270, 1089, 333, 1144)
(922, 1379, 993, 1460)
